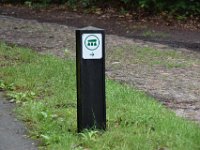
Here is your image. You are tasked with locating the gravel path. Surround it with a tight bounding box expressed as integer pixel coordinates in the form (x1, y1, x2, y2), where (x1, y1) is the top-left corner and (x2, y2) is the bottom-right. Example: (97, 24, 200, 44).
(0, 92, 37, 150)
(0, 15, 200, 123)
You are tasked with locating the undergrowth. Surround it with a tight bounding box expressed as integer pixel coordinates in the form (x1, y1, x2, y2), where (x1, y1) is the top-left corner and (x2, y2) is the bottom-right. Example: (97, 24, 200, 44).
(3, 0, 200, 17)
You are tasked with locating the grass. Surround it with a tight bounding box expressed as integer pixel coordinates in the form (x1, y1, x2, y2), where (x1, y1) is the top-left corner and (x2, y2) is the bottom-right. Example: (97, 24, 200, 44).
(142, 30, 170, 38)
(0, 42, 200, 150)
(107, 45, 199, 69)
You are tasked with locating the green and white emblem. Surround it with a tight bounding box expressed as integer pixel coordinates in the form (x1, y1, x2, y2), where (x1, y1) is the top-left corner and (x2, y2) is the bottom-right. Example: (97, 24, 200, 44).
(82, 34, 102, 59)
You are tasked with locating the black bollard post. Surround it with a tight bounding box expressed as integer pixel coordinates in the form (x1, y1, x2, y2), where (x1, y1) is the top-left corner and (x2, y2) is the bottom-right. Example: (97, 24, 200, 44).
(76, 26, 106, 132)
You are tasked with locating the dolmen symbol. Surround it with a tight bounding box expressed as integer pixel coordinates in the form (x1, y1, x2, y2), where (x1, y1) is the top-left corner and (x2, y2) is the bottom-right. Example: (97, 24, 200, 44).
(87, 39, 97, 46)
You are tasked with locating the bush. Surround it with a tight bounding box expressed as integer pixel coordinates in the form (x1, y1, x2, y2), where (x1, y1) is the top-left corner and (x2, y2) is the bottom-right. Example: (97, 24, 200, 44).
(1, 0, 200, 16)
(120, 0, 200, 16)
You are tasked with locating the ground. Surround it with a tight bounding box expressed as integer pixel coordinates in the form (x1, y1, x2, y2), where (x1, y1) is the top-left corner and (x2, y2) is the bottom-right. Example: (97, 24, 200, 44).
(0, 5, 199, 51)
(0, 92, 37, 150)
(0, 4, 200, 124)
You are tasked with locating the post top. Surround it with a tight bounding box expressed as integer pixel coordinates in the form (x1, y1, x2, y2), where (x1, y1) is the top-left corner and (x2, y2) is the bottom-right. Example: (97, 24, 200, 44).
(77, 26, 104, 31)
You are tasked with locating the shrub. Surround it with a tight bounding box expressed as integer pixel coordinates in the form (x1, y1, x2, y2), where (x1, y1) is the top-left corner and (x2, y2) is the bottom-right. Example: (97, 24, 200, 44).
(1, 0, 200, 16)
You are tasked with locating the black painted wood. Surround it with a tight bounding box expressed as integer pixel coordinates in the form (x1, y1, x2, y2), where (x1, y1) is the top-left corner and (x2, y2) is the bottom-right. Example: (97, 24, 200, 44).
(76, 26, 106, 132)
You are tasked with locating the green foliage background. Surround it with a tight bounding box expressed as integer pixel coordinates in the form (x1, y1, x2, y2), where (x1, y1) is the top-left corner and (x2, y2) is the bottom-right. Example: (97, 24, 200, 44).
(2, 0, 200, 16)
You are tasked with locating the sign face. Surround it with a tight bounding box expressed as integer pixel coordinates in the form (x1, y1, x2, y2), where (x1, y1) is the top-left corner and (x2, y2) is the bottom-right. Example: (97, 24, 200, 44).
(82, 33, 102, 59)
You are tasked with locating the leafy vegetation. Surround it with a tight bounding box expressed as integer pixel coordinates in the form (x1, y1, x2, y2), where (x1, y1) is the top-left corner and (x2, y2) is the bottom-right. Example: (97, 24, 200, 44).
(0, 42, 200, 149)
(2, 0, 200, 16)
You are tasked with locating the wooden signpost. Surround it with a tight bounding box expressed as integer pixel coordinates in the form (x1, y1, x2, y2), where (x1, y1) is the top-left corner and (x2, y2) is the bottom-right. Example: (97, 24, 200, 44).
(76, 26, 106, 132)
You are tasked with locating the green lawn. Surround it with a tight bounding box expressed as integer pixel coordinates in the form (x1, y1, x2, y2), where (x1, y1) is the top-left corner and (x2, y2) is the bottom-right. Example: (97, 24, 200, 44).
(0, 42, 200, 150)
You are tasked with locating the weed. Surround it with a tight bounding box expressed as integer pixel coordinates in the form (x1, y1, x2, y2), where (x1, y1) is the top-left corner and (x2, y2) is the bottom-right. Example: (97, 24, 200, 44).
(0, 80, 15, 91)
(108, 45, 197, 69)
(7, 91, 36, 103)
(79, 130, 100, 141)
(142, 30, 170, 38)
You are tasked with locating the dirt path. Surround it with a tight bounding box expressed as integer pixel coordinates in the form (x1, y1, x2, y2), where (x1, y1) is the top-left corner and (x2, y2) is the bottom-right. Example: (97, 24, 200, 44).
(0, 5, 199, 51)
(0, 15, 200, 124)
(0, 92, 37, 150)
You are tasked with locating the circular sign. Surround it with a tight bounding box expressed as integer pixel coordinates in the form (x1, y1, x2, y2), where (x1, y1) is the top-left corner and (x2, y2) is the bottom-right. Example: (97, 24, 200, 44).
(84, 35, 100, 51)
